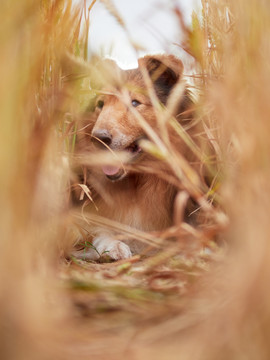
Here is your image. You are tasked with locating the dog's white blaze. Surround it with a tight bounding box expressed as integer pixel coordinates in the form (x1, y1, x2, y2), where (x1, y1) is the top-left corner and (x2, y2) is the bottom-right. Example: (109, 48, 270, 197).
(111, 128, 134, 149)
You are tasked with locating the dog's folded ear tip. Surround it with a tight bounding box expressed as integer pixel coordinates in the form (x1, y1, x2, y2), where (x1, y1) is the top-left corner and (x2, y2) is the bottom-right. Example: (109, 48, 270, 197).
(138, 54, 185, 102)
(138, 54, 184, 76)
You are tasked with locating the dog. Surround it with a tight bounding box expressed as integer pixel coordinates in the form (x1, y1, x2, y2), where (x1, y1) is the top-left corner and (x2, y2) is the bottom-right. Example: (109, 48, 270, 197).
(72, 54, 206, 261)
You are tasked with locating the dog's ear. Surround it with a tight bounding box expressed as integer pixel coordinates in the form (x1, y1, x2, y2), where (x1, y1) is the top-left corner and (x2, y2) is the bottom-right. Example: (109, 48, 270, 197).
(61, 53, 122, 89)
(89, 57, 122, 89)
(61, 52, 91, 83)
(138, 54, 184, 104)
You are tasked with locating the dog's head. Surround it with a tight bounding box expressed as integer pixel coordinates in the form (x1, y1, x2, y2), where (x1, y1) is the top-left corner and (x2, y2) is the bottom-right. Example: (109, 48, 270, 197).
(81, 54, 192, 181)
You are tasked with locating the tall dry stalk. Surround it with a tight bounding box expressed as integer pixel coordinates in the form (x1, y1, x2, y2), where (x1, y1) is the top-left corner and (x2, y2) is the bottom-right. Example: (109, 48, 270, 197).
(0, 1, 87, 359)
(170, 1, 270, 359)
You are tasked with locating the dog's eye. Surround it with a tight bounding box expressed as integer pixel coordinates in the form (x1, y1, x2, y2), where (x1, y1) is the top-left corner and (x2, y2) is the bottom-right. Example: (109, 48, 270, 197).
(96, 100, 104, 109)
(131, 99, 141, 107)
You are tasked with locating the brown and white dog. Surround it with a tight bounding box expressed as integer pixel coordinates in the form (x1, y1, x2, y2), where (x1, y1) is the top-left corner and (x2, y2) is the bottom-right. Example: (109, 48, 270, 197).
(72, 54, 205, 261)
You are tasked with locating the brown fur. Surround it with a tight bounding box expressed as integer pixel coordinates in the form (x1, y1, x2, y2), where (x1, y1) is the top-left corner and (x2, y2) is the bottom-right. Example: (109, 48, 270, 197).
(72, 54, 203, 260)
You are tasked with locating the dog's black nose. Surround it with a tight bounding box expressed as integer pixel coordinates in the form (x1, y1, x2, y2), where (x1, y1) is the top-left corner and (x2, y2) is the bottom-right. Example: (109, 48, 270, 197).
(92, 129, 112, 147)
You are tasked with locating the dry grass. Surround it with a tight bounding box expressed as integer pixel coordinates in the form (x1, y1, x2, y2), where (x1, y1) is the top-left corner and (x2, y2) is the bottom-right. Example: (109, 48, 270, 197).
(1, 0, 270, 359)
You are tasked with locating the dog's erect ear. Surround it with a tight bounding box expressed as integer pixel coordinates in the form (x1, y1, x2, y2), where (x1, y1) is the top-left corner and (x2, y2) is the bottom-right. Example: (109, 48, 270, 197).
(61, 52, 91, 82)
(61, 53, 122, 89)
(138, 54, 184, 104)
(89, 56, 123, 89)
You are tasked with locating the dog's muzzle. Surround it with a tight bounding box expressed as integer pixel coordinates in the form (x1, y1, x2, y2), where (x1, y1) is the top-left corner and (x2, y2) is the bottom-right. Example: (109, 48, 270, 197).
(91, 131, 143, 181)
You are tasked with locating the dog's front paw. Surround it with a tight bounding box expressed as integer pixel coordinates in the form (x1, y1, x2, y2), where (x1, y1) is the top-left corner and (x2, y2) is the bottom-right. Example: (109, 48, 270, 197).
(93, 236, 132, 260)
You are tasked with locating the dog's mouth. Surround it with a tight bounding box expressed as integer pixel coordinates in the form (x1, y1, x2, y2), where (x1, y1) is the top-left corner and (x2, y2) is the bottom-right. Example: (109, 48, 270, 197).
(102, 139, 142, 181)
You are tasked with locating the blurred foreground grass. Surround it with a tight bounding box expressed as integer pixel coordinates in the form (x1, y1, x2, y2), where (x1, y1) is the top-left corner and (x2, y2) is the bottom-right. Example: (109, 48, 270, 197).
(1, 0, 270, 359)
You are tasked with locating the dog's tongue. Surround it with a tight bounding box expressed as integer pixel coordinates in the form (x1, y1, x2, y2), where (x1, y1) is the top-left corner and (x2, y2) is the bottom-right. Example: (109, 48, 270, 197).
(102, 165, 121, 176)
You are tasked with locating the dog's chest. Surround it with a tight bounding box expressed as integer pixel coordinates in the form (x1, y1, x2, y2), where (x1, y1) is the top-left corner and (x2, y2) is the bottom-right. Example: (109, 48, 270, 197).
(95, 185, 172, 232)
